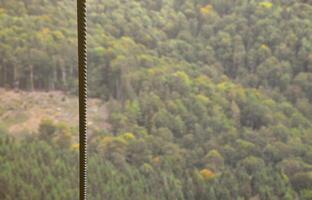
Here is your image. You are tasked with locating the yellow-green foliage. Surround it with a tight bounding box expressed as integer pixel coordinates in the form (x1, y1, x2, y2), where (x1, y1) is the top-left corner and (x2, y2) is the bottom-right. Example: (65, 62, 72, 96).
(100, 136, 114, 147)
(113, 36, 139, 54)
(148, 67, 167, 76)
(36, 27, 53, 44)
(125, 100, 140, 120)
(98, 135, 129, 154)
(140, 163, 154, 174)
(217, 81, 235, 92)
(0, 8, 5, 16)
(196, 94, 210, 105)
(206, 149, 222, 159)
(236, 139, 256, 150)
(120, 132, 135, 141)
(70, 143, 79, 151)
(195, 75, 212, 87)
(114, 137, 128, 145)
(263, 99, 275, 107)
(39, 118, 56, 135)
(260, 44, 269, 50)
(259, 2, 273, 9)
(200, 4, 214, 15)
(174, 71, 192, 86)
(52, 31, 64, 41)
(204, 149, 224, 170)
(199, 169, 215, 181)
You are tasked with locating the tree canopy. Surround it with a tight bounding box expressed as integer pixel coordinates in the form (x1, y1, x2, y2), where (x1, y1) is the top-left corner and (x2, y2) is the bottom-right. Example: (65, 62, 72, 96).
(0, 0, 312, 199)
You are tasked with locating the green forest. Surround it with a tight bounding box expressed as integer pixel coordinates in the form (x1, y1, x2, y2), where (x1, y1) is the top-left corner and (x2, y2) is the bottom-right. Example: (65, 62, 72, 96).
(1, 0, 312, 199)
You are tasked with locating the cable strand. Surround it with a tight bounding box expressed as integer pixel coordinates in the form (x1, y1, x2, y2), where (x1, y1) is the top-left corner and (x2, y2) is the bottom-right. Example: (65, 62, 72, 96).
(77, 0, 88, 200)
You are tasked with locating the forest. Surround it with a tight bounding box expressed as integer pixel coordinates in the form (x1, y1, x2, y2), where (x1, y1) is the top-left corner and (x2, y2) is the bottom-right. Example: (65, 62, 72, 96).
(0, 0, 312, 199)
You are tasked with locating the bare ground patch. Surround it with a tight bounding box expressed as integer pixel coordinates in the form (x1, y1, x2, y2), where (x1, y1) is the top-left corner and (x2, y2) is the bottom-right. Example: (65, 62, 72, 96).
(0, 88, 110, 136)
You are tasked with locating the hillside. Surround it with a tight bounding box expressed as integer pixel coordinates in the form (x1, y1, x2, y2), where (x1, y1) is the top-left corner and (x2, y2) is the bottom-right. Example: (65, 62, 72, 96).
(0, 0, 312, 200)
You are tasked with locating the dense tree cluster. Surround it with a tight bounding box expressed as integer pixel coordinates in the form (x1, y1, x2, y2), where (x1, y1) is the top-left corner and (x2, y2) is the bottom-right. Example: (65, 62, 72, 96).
(0, 0, 77, 91)
(0, 0, 312, 199)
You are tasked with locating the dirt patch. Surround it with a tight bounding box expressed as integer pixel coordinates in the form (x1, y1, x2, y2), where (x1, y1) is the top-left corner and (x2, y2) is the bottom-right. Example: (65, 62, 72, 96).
(0, 88, 110, 136)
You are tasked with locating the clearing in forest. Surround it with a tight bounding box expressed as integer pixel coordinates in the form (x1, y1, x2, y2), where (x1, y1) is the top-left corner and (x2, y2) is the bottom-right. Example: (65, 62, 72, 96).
(0, 88, 110, 136)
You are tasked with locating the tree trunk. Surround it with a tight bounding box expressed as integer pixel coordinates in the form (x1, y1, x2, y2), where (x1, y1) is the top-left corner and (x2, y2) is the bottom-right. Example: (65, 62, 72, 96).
(49, 67, 57, 91)
(29, 64, 34, 91)
(13, 64, 20, 89)
(0, 65, 5, 87)
(61, 66, 67, 90)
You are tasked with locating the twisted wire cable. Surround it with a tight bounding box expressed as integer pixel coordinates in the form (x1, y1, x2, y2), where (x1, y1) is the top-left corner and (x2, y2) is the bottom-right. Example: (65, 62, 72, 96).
(77, 0, 88, 199)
